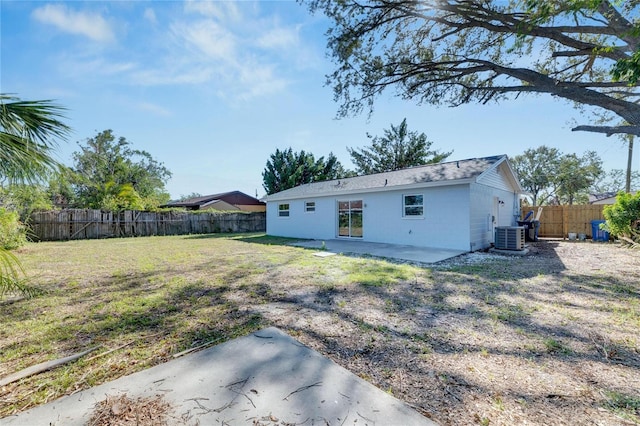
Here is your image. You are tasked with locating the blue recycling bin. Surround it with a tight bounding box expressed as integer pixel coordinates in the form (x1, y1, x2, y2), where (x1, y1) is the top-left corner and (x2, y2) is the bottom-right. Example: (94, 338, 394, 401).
(591, 220, 609, 242)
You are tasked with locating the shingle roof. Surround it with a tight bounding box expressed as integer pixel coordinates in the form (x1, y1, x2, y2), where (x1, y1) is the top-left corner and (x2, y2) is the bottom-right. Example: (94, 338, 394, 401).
(588, 191, 618, 203)
(263, 155, 509, 201)
(166, 190, 264, 207)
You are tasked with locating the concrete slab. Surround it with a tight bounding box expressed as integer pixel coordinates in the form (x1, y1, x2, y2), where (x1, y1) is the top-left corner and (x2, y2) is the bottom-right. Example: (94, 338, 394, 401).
(292, 239, 465, 264)
(3, 327, 434, 426)
(489, 247, 530, 256)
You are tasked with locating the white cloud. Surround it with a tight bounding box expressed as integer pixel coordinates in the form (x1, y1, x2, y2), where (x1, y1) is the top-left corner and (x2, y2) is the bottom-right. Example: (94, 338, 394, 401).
(131, 66, 214, 86)
(122, 3, 308, 102)
(257, 26, 300, 50)
(32, 4, 115, 43)
(184, 0, 242, 22)
(136, 101, 171, 117)
(173, 20, 236, 60)
(58, 56, 136, 78)
(143, 8, 157, 24)
(237, 63, 288, 100)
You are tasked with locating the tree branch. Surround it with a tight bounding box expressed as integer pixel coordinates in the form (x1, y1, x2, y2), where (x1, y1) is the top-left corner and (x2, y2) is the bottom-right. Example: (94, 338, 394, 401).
(572, 124, 640, 136)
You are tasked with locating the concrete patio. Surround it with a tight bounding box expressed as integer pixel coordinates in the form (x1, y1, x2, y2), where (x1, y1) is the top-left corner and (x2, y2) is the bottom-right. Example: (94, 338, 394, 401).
(4, 327, 435, 425)
(291, 239, 466, 264)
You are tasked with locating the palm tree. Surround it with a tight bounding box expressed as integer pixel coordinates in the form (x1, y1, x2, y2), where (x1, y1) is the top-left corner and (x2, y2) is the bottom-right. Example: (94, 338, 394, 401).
(1, 94, 70, 182)
(1, 94, 71, 297)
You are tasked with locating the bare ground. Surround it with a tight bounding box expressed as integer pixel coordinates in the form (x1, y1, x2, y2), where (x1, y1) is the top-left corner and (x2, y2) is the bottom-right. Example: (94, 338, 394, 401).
(246, 240, 640, 425)
(1, 237, 639, 425)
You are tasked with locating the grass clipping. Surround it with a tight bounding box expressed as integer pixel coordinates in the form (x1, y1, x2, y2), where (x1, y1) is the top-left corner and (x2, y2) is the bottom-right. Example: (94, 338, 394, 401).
(88, 393, 171, 426)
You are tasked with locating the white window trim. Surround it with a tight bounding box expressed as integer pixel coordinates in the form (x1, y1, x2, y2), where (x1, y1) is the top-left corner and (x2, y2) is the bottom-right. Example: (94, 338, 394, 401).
(278, 203, 290, 218)
(304, 201, 316, 213)
(402, 193, 424, 219)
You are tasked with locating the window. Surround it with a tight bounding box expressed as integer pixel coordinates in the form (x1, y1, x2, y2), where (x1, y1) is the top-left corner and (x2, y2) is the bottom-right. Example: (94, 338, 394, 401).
(305, 201, 316, 212)
(278, 203, 290, 217)
(403, 194, 423, 217)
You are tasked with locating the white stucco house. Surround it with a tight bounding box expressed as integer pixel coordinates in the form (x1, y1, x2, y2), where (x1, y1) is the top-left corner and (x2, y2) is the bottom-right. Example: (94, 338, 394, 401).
(263, 155, 524, 252)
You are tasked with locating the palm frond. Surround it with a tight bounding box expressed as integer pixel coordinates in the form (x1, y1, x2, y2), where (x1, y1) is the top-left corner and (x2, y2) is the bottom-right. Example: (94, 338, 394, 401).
(0, 94, 71, 182)
(0, 247, 41, 298)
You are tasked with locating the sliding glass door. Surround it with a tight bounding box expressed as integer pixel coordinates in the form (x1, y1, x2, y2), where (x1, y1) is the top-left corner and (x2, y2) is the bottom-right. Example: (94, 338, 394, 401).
(338, 200, 363, 238)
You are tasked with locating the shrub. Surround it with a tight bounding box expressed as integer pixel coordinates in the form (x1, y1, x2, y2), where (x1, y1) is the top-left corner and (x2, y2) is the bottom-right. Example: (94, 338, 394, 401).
(603, 192, 640, 245)
(0, 208, 27, 250)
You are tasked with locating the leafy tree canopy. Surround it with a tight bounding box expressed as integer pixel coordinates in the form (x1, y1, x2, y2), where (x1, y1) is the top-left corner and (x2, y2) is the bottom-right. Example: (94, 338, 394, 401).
(555, 152, 604, 205)
(262, 148, 351, 195)
(603, 191, 640, 245)
(348, 118, 451, 175)
(0, 184, 53, 221)
(71, 130, 172, 210)
(594, 169, 640, 193)
(178, 192, 203, 202)
(306, 1, 640, 137)
(512, 146, 604, 205)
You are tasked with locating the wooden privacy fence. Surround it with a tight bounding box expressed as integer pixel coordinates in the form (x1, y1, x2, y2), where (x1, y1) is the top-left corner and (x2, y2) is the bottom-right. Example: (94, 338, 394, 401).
(29, 210, 266, 241)
(521, 205, 606, 239)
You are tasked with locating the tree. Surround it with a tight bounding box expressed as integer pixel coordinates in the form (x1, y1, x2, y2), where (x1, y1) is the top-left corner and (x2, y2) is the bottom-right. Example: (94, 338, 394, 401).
(0, 183, 54, 221)
(554, 152, 603, 204)
(348, 118, 451, 175)
(0, 94, 70, 298)
(593, 168, 640, 193)
(306, 1, 640, 137)
(262, 148, 350, 195)
(178, 192, 203, 202)
(511, 146, 561, 205)
(512, 146, 604, 205)
(71, 130, 172, 210)
(603, 191, 640, 245)
(1, 94, 70, 183)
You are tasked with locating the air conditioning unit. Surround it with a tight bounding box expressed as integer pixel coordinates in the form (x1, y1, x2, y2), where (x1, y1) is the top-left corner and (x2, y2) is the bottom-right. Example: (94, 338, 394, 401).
(495, 226, 525, 250)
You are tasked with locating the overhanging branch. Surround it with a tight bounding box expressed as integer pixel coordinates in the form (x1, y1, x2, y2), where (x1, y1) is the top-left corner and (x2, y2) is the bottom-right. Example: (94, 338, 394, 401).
(572, 124, 640, 136)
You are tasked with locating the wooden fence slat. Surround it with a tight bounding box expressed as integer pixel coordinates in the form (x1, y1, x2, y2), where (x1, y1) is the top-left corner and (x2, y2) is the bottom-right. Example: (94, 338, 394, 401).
(521, 205, 606, 239)
(28, 210, 266, 241)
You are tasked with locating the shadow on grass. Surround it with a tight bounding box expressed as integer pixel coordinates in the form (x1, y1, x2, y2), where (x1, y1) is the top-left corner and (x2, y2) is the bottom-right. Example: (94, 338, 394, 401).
(182, 232, 300, 246)
(2, 238, 638, 423)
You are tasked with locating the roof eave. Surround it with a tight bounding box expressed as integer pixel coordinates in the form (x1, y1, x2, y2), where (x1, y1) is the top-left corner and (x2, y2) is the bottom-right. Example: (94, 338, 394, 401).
(263, 178, 475, 202)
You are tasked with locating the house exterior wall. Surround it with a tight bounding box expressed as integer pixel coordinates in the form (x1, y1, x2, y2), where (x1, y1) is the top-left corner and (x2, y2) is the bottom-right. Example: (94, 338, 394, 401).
(266, 184, 472, 251)
(477, 163, 514, 192)
(469, 182, 519, 251)
(266, 198, 337, 240)
(236, 204, 267, 212)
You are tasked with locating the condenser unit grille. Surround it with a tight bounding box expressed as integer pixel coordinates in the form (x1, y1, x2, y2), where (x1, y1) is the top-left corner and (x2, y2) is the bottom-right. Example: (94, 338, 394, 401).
(495, 226, 525, 250)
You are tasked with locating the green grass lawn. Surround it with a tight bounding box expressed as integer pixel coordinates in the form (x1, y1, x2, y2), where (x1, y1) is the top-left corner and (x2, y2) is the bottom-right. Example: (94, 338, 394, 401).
(0, 233, 426, 416)
(1, 234, 638, 425)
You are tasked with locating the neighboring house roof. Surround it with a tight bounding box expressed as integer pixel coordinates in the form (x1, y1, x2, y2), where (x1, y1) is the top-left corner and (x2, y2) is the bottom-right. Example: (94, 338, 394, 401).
(165, 190, 265, 209)
(200, 199, 241, 211)
(589, 192, 618, 204)
(589, 191, 636, 204)
(263, 155, 522, 202)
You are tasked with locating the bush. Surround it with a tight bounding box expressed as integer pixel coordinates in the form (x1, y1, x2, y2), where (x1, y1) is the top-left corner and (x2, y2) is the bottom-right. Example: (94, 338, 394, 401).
(0, 208, 27, 250)
(603, 192, 640, 245)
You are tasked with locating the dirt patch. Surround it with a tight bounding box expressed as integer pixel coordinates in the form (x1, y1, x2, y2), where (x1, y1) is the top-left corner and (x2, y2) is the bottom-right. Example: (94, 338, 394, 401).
(252, 240, 640, 425)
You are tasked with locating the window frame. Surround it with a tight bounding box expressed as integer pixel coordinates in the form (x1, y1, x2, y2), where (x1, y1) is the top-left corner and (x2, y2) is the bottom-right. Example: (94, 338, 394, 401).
(402, 194, 424, 218)
(304, 201, 316, 213)
(278, 203, 290, 217)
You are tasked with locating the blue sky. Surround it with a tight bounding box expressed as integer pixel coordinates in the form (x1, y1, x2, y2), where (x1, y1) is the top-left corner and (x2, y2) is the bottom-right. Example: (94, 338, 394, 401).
(2, 1, 638, 199)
